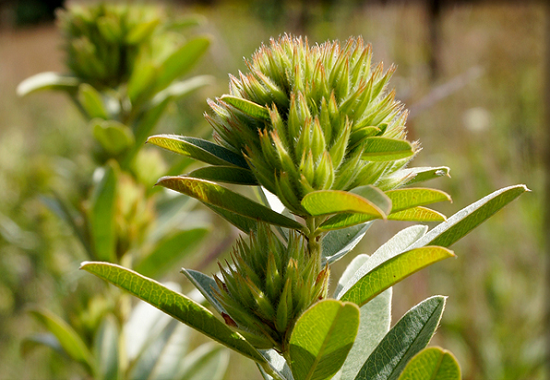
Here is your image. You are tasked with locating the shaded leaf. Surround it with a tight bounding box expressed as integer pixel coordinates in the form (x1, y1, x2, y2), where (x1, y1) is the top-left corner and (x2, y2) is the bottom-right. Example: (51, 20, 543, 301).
(259, 349, 295, 380)
(17, 72, 79, 96)
(204, 203, 258, 233)
(88, 163, 118, 262)
(340, 246, 454, 307)
(409, 184, 529, 249)
(397, 347, 461, 380)
(80, 262, 266, 364)
(289, 300, 360, 380)
(21, 333, 63, 357)
(94, 315, 119, 380)
(385, 188, 451, 213)
(78, 83, 108, 119)
(156, 177, 303, 230)
(220, 95, 270, 120)
(181, 269, 226, 315)
(92, 120, 135, 154)
(321, 223, 372, 265)
(362, 137, 415, 161)
(147, 135, 249, 169)
(354, 296, 447, 380)
(156, 36, 211, 91)
(188, 166, 258, 185)
(135, 227, 209, 278)
(29, 309, 94, 374)
(176, 343, 229, 380)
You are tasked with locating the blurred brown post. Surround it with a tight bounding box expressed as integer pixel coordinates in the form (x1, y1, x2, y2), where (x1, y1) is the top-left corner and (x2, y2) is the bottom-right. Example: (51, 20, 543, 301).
(427, 0, 443, 82)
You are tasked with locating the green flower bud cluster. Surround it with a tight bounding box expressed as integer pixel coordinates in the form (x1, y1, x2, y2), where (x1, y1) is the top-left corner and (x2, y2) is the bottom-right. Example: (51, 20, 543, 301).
(206, 34, 418, 214)
(213, 224, 329, 351)
(58, 3, 166, 89)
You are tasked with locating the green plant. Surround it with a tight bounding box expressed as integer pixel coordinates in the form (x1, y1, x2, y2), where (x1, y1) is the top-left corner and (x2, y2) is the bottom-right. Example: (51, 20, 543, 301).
(82, 35, 528, 380)
(18, 3, 230, 379)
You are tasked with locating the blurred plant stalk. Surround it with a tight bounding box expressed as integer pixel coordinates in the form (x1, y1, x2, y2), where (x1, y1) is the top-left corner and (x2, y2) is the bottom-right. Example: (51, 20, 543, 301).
(17, 3, 230, 379)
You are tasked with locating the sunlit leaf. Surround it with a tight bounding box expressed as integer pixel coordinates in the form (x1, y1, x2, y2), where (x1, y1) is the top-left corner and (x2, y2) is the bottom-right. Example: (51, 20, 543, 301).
(397, 347, 461, 380)
(17, 72, 79, 96)
(289, 300, 360, 380)
(387, 207, 446, 222)
(220, 95, 270, 120)
(385, 188, 451, 213)
(340, 246, 454, 307)
(362, 137, 415, 161)
(81, 262, 267, 364)
(78, 83, 108, 119)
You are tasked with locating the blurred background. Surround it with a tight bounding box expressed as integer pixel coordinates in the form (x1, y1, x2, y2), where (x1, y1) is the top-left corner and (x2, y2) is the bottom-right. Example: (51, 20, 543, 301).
(0, 0, 547, 379)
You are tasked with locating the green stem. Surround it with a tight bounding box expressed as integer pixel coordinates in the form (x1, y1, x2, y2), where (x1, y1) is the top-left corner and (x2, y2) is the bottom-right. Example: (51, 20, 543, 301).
(305, 216, 323, 271)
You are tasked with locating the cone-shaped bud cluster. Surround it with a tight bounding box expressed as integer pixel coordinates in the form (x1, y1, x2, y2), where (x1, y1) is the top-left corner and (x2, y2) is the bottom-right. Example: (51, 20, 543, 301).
(206, 35, 418, 214)
(58, 4, 164, 89)
(213, 224, 329, 351)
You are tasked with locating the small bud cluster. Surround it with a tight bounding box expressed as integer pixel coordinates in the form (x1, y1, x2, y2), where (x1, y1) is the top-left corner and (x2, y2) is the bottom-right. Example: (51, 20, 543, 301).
(213, 224, 329, 351)
(206, 35, 417, 214)
(57, 4, 165, 89)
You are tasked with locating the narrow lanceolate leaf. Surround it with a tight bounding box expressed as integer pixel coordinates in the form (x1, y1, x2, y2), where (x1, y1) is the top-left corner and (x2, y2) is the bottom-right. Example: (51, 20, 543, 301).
(333, 255, 392, 380)
(88, 162, 118, 262)
(20, 333, 63, 357)
(302, 188, 390, 219)
(17, 72, 80, 96)
(156, 36, 211, 91)
(320, 206, 444, 231)
(340, 246, 454, 307)
(80, 262, 267, 364)
(385, 188, 451, 213)
(29, 309, 94, 374)
(401, 166, 451, 186)
(94, 315, 119, 380)
(409, 184, 529, 249)
(78, 83, 108, 119)
(135, 227, 209, 278)
(188, 166, 258, 185)
(220, 95, 270, 120)
(147, 135, 249, 168)
(388, 207, 446, 222)
(289, 300, 360, 380)
(362, 137, 415, 161)
(157, 177, 303, 230)
(397, 347, 461, 380)
(322, 223, 372, 265)
(354, 296, 447, 380)
(174, 343, 229, 380)
(181, 269, 226, 315)
(151, 75, 214, 107)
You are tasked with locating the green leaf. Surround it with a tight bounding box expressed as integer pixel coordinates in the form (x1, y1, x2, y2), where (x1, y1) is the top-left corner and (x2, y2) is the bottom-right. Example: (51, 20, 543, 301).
(175, 343, 229, 380)
(289, 300, 360, 380)
(302, 187, 390, 218)
(29, 309, 94, 374)
(92, 120, 135, 154)
(88, 162, 118, 262)
(388, 207, 446, 222)
(321, 223, 372, 265)
(220, 95, 270, 120)
(156, 177, 303, 231)
(340, 246, 454, 307)
(41, 194, 93, 258)
(94, 315, 119, 380)
(385, 188, 451, 213)
(354, 296, 447, 380)
(181, 269, 226, 315)
(258, 349, 295, 380)
(135, 227, 209, 278)
(409, 184, 529, 249)
(17, 72, 79, 96)
(362, 137, 415, 161)
(333, 255, 392, 380)
(188, 166, 258, 186)
(156, 36, 211, 91)
(20, 333, 63, 357)
(147, 135, 249, 169)
(397, 347, 461, 380)
(78, 83, 108, 119)
(126, 18, 160, 44)
(80, 262, 267, 364)
(335, 225, 428, 299)
(151, 75, 214, 107)
(401, 167, 451, 186)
